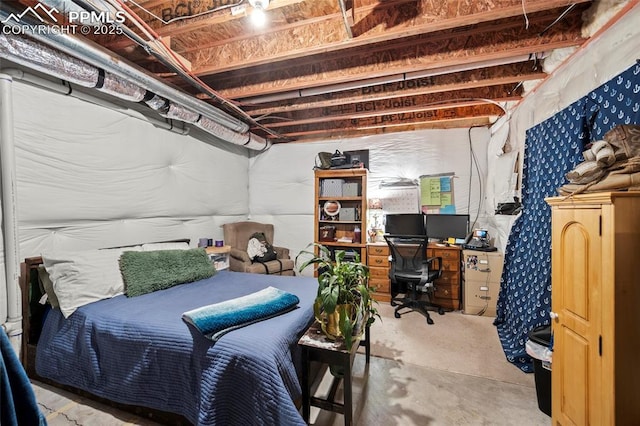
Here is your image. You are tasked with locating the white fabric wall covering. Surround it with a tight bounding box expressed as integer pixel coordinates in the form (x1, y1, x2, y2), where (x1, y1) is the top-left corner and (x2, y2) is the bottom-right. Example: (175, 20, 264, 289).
(10, 80, 250, 259)
(249, 127, 491, 275)
(508, 4, 640, 156)
(484, 122, 520, 252)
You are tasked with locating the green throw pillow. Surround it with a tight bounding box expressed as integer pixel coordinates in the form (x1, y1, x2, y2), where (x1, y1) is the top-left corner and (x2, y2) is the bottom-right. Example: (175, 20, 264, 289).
(120, 248, 216, 297)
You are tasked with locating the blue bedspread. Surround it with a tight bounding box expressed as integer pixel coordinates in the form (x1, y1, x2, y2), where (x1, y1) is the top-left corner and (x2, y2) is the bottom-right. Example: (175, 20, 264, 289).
(35, 271, 317, 425)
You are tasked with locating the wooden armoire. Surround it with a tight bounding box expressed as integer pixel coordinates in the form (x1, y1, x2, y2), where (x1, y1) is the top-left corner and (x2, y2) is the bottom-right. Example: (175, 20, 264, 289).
(546, 192, 640, 425)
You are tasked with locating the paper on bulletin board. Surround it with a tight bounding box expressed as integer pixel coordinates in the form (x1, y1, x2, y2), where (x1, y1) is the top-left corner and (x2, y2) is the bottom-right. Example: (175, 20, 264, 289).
(420, 173, 455, 213)
(381, 187, 420, 213)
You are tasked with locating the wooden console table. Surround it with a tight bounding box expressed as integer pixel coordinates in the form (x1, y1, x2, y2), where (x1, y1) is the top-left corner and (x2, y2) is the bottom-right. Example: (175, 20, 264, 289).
(298, 321, 370, 426)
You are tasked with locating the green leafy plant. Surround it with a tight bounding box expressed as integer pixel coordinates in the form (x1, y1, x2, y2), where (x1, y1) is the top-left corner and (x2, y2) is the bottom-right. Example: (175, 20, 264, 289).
(297, 243, 380, 350)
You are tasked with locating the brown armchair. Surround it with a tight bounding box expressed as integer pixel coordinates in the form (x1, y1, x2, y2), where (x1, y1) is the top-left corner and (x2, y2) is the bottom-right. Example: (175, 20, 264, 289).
(222, 221, 295, 276)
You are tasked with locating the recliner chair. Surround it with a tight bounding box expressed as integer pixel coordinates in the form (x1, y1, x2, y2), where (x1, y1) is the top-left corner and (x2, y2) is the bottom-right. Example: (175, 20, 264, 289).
(384, 234, 444, 324)
(222, 221, 295, 275)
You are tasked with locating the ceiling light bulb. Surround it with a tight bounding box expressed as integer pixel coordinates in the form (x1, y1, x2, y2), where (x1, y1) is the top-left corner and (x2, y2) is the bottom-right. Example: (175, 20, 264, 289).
(248, 0, 269, 10)
(250, 8, 267, 26)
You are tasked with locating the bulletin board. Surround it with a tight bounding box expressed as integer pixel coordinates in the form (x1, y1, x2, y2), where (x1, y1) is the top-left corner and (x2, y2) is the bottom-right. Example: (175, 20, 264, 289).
(419, 173, 455, 214)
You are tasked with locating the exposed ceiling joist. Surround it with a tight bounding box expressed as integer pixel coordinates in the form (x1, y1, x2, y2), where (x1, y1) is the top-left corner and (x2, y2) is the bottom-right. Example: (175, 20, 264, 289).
(2, 0, 620, 143)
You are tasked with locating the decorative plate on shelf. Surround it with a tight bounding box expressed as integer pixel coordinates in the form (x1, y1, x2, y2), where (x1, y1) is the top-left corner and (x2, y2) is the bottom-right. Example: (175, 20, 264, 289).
(323, 200, 341, 217)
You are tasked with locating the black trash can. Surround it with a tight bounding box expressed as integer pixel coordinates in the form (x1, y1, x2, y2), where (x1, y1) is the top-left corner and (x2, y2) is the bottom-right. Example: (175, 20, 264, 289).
(526, 325, 552, 417)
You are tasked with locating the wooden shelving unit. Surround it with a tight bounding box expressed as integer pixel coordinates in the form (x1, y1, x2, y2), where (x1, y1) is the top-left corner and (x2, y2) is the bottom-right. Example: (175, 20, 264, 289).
(314, 169, 368, 265)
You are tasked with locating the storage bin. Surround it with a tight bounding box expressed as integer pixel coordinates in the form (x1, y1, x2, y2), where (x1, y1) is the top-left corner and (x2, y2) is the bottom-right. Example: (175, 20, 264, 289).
(526, 325, 552, 417)
(321, 179, 344, 197)
(340, 207, 356, 221)
(342, 182, 360, 197)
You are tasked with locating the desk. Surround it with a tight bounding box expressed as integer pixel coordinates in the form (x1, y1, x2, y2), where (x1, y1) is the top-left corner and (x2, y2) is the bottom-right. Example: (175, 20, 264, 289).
(298, 321, 370, 426)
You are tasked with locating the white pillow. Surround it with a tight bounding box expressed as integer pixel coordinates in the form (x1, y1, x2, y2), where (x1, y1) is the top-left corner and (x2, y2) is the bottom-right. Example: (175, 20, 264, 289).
(37, 265, 60, 309)
(141, 242, 190, 251)
(42, 247, 139, 318)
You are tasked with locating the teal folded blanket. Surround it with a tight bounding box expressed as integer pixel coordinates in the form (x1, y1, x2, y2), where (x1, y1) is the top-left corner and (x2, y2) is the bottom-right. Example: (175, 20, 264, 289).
(182, 286, 300, 341)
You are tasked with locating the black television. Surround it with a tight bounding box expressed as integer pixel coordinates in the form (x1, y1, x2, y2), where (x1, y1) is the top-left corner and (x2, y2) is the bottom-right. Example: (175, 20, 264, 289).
(384, 213, 425, 236)
(425, 214, 470, 241)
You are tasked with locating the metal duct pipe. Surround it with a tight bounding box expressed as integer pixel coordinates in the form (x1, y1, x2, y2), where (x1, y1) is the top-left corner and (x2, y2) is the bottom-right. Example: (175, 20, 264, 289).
(0, 18, 270, 150)
(0, 73, 22, 335)
(0, 14, 246, 132)
(241, 53, 549, 104)
(161, 103, 201, 123)
(1, 68, 190, 135)
(99, 71, 146, 102)
(196, 116, 269, 150)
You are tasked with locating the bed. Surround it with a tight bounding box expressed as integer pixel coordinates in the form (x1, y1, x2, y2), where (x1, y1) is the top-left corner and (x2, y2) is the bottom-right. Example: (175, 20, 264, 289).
(20, 247, 318, 425)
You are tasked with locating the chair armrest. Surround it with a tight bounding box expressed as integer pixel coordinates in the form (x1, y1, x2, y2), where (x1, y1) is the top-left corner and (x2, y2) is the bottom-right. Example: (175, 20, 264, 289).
(274, 246, 290, 259)
(426, 256, 443, 276)
(229, 248, 252, 264)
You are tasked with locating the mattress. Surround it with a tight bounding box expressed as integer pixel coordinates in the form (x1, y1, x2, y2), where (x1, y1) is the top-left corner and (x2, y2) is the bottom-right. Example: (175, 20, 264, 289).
(35, 270, 317, 425)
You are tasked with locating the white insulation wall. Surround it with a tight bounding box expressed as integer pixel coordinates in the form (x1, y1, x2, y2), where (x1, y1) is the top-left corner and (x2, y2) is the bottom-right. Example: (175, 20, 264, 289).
(0, 80, 251, 327)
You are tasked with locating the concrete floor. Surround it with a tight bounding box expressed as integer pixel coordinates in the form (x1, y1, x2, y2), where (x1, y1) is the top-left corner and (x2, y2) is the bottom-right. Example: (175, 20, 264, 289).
(30, 307, 552, 425)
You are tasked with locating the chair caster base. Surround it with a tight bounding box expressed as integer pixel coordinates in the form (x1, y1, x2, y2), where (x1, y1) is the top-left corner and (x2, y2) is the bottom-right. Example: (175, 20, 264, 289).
(438, 308, 445, 315)
(426, 316, 434, 325)
(394, 311, 401, 319)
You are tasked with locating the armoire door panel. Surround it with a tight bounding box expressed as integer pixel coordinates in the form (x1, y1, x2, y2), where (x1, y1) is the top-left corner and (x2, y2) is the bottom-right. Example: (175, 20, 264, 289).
(559, 221, 591, 321)
(559, 325, 589, 426)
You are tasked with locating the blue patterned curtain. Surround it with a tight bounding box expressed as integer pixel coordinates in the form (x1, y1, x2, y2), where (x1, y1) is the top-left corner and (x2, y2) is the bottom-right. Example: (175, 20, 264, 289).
(495, 62, 640, 372)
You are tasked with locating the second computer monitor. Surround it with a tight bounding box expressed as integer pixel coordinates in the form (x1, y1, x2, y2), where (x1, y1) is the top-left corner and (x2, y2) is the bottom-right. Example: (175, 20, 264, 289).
(425, 214, 469, 242)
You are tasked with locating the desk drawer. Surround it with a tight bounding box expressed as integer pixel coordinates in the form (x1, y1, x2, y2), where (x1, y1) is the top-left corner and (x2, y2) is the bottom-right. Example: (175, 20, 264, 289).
(440, 259, 459, 272)
(435, 271, 460, 285)
(433, 282, 459, 301)
(367, 245, 389, 257)
(370, 277, 390, 294)
(369, 266, 389, 279)
(368, 254, 389, 268)
(428, 248, 459, 261)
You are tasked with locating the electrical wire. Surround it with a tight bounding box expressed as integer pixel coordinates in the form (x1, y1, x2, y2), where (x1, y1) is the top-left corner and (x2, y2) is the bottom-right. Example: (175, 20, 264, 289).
(539, 4, 577, 36)
(521, 0, 529, 29)
(125, 0, 245, 25)
(467, 125, 485, 232)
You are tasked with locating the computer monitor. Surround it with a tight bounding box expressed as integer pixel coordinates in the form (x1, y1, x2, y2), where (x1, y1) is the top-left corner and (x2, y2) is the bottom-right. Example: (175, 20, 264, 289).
(425, 214, 469, 242)
(384, 213, 425, 236)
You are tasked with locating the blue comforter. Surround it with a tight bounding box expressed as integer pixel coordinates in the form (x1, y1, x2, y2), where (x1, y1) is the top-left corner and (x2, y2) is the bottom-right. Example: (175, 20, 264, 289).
(36, 271, 317, 425)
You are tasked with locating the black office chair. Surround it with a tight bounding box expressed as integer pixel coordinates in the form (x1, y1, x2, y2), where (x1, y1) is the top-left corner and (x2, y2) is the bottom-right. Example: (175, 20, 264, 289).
(384, 234, 444, 325)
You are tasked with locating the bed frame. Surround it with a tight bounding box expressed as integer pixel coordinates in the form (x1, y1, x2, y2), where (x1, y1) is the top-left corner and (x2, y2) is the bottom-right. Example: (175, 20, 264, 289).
(19, 240, 192, 424)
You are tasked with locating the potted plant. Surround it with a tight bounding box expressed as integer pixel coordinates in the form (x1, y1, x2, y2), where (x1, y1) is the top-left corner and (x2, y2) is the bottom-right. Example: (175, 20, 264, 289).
(297, 243, 379, 351)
